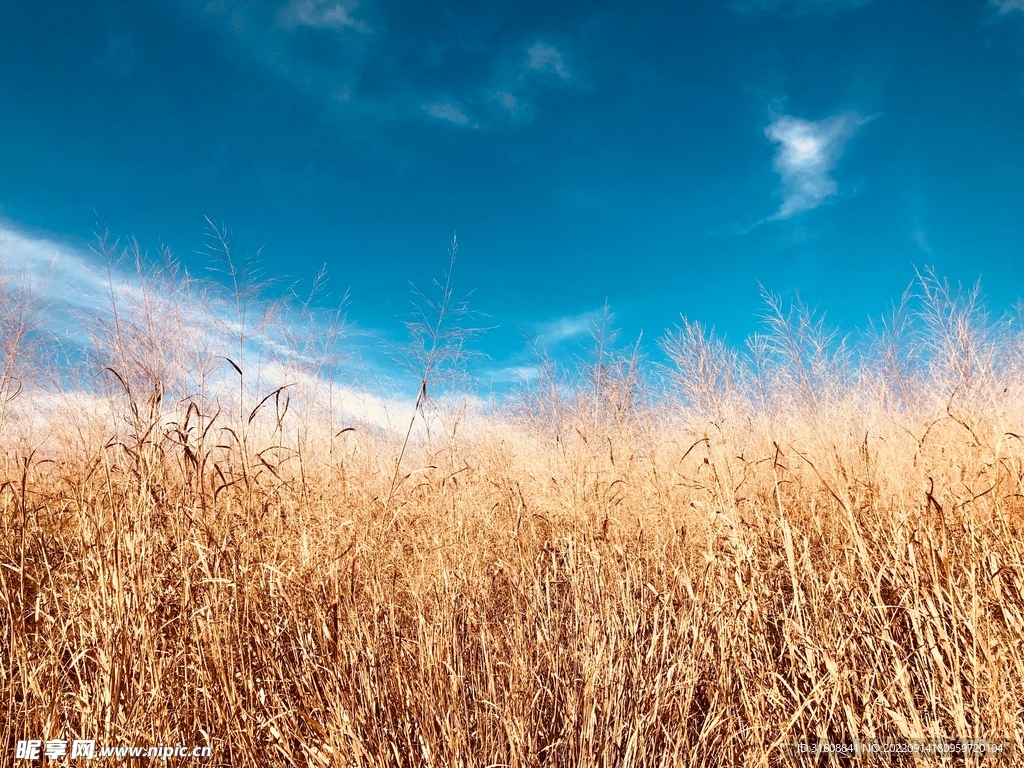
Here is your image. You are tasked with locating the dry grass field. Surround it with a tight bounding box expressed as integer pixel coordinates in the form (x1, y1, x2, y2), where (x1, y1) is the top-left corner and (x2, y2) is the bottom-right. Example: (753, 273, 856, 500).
(2, 250, 1023, 766)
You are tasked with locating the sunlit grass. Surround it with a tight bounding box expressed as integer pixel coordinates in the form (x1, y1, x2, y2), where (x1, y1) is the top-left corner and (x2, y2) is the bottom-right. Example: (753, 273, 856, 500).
(2, 249, 1023, 766)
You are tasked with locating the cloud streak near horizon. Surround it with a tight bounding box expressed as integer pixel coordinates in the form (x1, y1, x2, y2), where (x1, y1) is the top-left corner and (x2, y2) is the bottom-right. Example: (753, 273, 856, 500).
(0, 224, 413, 429)
(0, 227, 111, 314)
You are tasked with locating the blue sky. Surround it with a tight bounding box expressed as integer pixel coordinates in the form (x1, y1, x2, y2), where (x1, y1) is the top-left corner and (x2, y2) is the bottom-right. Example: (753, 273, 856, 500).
(2, 0, 1024, 381)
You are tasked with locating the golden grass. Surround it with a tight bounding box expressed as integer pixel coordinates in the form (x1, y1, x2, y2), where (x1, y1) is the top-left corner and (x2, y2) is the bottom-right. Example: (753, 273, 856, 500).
(2, 261, 1024, 765)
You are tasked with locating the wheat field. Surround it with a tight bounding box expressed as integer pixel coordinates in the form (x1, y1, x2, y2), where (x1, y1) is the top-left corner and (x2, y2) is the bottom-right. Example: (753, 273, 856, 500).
(2, 250, 1023, 766)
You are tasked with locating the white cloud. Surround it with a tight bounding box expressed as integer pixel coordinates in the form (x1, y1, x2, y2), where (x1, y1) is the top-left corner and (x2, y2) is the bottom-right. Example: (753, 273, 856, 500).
(764, 112, 866, 220)
(278, 0, 369, 33)
(525, 43, 570, 80)
(992, 0, 1024, 12)
(423, 100, 471, 125)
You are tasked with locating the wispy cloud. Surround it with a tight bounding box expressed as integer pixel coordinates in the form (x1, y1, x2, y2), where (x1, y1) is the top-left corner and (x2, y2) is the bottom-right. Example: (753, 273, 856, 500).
(481, 309, 607, 386)
(483, 364, 541, 384)
(534, 312, 595, 346)
(525, 43, 570, 80)
(191, 0, 373, 124)
(278, 0, 369, 32)
(0, 226, 110, 313)
(992, 0, 1024, 12)
(493, 91, 521, 113)
(421, 39, 575, 128)
(488, 40, 574, 122)
(422, 100, 472, 126)
(191, 2, 578, 130)
(764, 112, 867, 220)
